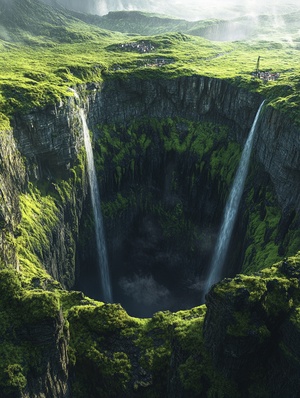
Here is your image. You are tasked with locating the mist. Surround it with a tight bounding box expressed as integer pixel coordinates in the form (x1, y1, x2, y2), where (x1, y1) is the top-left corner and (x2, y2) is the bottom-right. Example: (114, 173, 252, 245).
(53, 0, 300, 21)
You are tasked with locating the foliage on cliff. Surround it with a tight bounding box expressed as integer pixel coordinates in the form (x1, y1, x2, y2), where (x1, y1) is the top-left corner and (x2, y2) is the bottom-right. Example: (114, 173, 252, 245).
(98, 116, 239, 216)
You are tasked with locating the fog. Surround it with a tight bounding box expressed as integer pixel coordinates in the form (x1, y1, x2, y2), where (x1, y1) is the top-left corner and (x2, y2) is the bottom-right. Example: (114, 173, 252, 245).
(54, 0, 300, 21)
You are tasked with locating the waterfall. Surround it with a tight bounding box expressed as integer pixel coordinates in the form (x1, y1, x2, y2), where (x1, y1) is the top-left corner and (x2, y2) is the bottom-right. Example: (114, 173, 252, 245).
(72, 89, 113, 302)
(203, 101, 265, 298)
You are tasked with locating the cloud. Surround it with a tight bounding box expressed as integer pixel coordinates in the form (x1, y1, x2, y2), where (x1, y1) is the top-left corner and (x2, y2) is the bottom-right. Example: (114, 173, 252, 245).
(188, 276, 206, 292)
(48, 0, 300, 22)
(119, 274, 170, 305)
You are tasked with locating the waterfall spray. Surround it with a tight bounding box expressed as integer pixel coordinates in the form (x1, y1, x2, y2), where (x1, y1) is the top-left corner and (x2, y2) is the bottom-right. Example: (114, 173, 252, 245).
(71, 89, 113, 302)
(203, 101, 265, 298)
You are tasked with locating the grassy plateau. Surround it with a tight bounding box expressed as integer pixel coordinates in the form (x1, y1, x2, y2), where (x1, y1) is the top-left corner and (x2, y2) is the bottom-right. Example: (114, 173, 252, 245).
(0, 0, 300, 129)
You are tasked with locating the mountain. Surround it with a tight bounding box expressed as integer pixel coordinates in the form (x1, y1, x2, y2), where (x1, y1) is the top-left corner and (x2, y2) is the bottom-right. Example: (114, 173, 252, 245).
(69, 9, 300, 43)
(0, 0, 72, 29)
(40, 0, 300, 21)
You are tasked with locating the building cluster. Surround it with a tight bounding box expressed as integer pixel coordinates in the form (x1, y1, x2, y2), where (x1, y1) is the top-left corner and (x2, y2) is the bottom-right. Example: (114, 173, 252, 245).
(119, 41, 155, 53)
(144, 58, 171, 67)
(112, 57, 172, 71)
(252, 71, 280, 82)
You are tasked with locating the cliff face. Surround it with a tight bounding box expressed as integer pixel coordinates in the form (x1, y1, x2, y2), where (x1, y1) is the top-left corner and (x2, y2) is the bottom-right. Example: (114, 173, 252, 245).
(0, 270, 70, 398)
(88, 76, 300, 214)
(255, 105, 300, 213)
(19, 310, 69, 398)
(0, 127, 26, 268)
(88, 76, 260, 139)
(12, 99, 82, 180)
(77, 76, 299, 314)
(8, 97, 88, 289)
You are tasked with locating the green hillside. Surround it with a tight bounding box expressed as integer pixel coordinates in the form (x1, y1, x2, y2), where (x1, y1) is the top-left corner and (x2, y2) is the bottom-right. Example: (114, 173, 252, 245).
(73, 9, 300, 44)
(0, 0, 300, 129)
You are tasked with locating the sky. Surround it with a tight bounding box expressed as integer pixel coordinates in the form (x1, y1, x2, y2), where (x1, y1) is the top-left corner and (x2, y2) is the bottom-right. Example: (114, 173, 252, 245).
(55, 0, 300, 21)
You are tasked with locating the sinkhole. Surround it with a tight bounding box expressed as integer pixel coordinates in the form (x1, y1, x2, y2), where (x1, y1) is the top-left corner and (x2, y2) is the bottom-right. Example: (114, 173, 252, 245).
(74, 116, 286, 317)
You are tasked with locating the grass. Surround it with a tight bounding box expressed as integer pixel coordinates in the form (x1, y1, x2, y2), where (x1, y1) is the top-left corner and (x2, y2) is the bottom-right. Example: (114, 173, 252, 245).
(0, 2, 300, 129)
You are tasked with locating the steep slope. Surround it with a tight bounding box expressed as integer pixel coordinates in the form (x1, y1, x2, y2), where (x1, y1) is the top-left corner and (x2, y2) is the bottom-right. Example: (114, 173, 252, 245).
(0, 0, 74, 38)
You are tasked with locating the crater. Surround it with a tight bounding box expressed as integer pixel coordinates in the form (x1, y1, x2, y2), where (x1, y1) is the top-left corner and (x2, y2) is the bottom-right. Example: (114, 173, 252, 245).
(73, 77, 299, 317)
(75, 117, 252, 316)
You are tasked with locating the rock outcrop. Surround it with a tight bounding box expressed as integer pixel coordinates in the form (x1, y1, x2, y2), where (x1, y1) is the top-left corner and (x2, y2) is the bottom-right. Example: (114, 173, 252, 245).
(0, 270, 70, 398)
(203, 256, 300, 397)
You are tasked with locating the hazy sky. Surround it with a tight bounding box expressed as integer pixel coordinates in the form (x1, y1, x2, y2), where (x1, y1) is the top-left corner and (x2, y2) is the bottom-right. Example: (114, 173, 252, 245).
(72, 0, 300, 20)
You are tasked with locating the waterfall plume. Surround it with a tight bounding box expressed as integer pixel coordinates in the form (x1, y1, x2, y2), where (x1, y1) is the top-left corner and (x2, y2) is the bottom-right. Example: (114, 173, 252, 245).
(71, 89, 113, 302)
(203, 101, 265, 298)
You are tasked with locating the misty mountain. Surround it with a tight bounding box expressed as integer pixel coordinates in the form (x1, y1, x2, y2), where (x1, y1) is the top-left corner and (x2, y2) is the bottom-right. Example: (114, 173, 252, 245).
(40, 0, 300, 22)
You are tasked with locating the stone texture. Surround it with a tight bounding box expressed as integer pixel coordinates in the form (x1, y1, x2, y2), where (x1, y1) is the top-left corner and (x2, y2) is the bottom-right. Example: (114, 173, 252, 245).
(17, 311, 70, 398)
(0, 127, 26, 268)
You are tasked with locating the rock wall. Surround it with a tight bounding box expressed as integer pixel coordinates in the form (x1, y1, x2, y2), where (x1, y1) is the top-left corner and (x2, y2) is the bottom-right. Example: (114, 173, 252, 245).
(255, 105, 300, 213)
(2, 96, 88, 288)
(88, 75, 300, 215)
(88, 76, 260, 139)
(0, 127, 26, 268)
(12, 98, 82, 180)
(20, 310, 70, 398)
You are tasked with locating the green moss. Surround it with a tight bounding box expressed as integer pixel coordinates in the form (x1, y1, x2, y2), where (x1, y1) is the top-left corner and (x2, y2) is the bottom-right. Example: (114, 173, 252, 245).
(15, 184, 60, 280)
(67, 303, 144, 397)
(102, 192, 136, 219)
(290, 307, 300, 330)
(242, 185, 284, 274)
(0, 112, 11, 131)
(209, 141, 241, 188)
(214, 259, 299, 325)
(1, 0, 300, 124)
(0, 269, 64, 396)
(1, 255, 300, 397)
(3, 364, 27, 393)
(227, 310, 270, 340)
